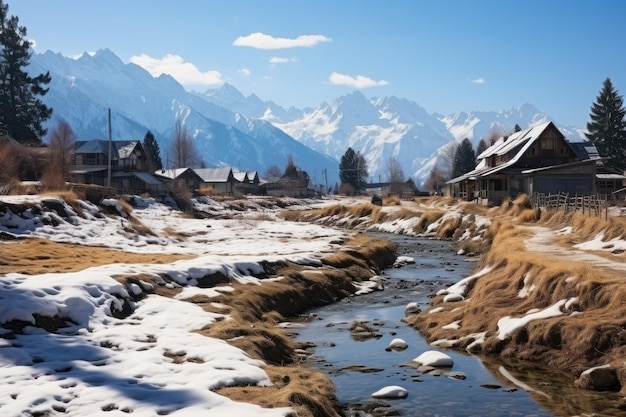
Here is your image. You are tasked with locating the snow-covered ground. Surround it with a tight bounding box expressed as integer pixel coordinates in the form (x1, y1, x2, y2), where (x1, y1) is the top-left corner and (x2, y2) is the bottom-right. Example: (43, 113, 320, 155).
(0, 195, 349, 416)
(2, 193, 624, 415)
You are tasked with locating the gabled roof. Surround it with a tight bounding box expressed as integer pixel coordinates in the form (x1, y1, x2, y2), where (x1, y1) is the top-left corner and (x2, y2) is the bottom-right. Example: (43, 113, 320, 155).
(194, 167, 235, 183)
(448, 121, 577, 184)
(232, 171, 248, 182)
(476, 121, 553, 160)
(154, 168, 194, 180)
(74, 139, 141, 160)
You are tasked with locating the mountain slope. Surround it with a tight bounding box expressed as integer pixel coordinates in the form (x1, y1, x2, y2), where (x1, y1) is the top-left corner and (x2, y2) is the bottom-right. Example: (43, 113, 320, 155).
(29, 49, 339, 186)
(29, 49, 587, 190)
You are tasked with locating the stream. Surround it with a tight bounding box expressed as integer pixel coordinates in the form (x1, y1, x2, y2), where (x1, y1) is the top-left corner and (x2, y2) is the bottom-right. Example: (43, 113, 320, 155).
(291, 233, 623, 417)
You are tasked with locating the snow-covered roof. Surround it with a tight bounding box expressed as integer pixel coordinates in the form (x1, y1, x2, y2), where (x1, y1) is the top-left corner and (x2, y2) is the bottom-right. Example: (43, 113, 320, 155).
(233, 172, 248, 182)
(477, 121, 552, 160)
(195, 167, 234, 182)
(154, 168, 191, 180)
(74, 139, 140, 160)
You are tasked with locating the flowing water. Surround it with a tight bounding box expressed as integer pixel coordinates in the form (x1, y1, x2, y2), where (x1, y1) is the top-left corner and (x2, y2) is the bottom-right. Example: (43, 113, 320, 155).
(292, 233, 623, 417)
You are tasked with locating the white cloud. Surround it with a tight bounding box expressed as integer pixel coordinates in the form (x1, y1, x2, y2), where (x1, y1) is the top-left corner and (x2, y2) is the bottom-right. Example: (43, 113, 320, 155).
(328, 72, 389, 89)
(238, 68, 251, 76)
(233, 32, 332, 50)
(269, 56, 298, 65)
(130, 53, 223, 88)
(470, 77, 486, 84)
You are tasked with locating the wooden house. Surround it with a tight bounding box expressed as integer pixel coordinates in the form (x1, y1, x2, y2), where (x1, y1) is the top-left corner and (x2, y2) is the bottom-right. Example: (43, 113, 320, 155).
(194, 167, 238, 194)
(154, 168, 203, 193)
(233, 170, 261, 195)
(569, 142, 626, 200)
(72, 139, 165, 194)
(265, 167, 313, 198)
(446, 122, 598, 205)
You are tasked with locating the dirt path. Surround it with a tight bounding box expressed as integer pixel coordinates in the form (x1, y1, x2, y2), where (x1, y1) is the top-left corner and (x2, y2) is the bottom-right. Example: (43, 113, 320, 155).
(523, 225, 626, 273)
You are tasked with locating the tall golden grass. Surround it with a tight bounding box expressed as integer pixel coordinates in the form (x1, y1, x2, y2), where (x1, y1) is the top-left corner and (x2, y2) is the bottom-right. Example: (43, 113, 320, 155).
(410, 211, 626, 377)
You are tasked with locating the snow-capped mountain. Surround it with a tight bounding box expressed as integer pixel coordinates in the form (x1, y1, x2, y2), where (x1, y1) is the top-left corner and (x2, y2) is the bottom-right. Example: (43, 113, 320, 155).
(29, 49, 340, 187)
(29, 48, 586, 189)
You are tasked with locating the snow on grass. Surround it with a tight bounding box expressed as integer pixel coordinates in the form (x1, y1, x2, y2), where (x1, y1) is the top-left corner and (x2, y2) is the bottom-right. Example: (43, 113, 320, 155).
(517, 273, 535, 298)
(497, 300, 567, 340)
(436, 266, 493, 301)
(573, 231, 626, 253)
(0, 195, 355, 416)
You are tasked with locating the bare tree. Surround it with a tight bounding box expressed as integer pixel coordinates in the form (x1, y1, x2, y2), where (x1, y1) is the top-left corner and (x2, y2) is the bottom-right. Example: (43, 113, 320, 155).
(482, 126, 507, 146)
(168, 119, 200, 168)
(423, 165, 446, 195)
(385, 155, 405, 195)
(41, 119, 75, 190)
(436, 141, 458, 181)
(265, 165, 281, 180)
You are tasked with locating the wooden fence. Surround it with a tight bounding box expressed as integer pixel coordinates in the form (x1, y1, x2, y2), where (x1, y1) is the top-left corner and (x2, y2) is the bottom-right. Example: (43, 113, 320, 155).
(532, 192, 607, 217)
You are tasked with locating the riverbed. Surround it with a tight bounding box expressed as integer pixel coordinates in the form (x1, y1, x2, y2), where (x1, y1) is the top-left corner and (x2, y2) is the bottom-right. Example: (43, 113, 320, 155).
(291, 233, 622, 417)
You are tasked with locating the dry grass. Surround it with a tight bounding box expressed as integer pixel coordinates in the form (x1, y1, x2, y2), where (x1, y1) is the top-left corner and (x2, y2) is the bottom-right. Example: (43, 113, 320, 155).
(0, 239, 191, 275)
(414, 209, 445, 233)
(383, 195, 401, 205)
(411, 212, 626, 377)
(216, 365, 342, 417)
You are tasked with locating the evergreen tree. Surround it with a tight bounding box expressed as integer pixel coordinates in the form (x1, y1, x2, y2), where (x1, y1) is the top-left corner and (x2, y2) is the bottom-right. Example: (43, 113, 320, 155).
(476, 138, 489, 159)
(143, 130, 162, 172)
(0, 1, 52, 143)
(452, 138, 476, 178)
(585, 78, 626, 172)
(339, 147, 368, 194)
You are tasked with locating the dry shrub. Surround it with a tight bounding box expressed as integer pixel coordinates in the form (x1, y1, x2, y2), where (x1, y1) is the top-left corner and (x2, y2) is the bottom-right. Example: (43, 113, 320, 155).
(516, 207, 541, 223)
(383, 195, 401, 205)
(414, 209, 445, 233)
(40, 164, 66, 191)
(571, 211, 626, 241)
(117, 198, 133, 216)
(346, 202, 379, 219)
(322, 233, 396, 274)
(435, 214, 462, 239)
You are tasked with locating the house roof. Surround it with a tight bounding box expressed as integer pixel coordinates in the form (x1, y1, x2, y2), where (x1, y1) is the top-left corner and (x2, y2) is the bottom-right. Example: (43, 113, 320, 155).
(75, 139, 140, 159)
(477, 121, 553, 160)
(133, 172, 164, 186)
(449, 121, 568, 184)
(154, 168, 193, 180)
(194, 167, 234, 182)
(232, 172, 248, 182)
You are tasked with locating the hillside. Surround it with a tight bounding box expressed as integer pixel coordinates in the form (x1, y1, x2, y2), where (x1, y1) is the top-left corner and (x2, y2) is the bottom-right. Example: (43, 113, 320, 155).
(29, 49, 587, 189)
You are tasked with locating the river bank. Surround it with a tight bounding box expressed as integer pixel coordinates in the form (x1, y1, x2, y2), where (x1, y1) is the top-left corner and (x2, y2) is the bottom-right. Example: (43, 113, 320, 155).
(1, 193, 625, 416)
(283, 194, 626, 414)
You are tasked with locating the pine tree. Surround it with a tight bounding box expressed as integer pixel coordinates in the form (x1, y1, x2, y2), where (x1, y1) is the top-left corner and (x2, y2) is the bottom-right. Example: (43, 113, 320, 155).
(452, 138, 476, 178)
(143, 130, 162, 172)
(0, 1, 52, 143)
(586, 78, 626, 172)
(339, 147, 368, 194)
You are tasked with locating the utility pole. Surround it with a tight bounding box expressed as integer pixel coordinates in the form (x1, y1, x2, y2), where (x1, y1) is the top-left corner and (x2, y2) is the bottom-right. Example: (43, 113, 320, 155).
(107, 108, 112, 189)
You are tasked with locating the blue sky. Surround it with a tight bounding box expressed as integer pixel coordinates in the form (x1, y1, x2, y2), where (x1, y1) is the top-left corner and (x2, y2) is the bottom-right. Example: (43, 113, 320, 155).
(10, 0, 626, 127)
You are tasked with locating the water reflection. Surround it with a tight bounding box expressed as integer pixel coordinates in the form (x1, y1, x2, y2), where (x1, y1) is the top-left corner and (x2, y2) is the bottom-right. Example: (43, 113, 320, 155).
(294, 233, 622, 417)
